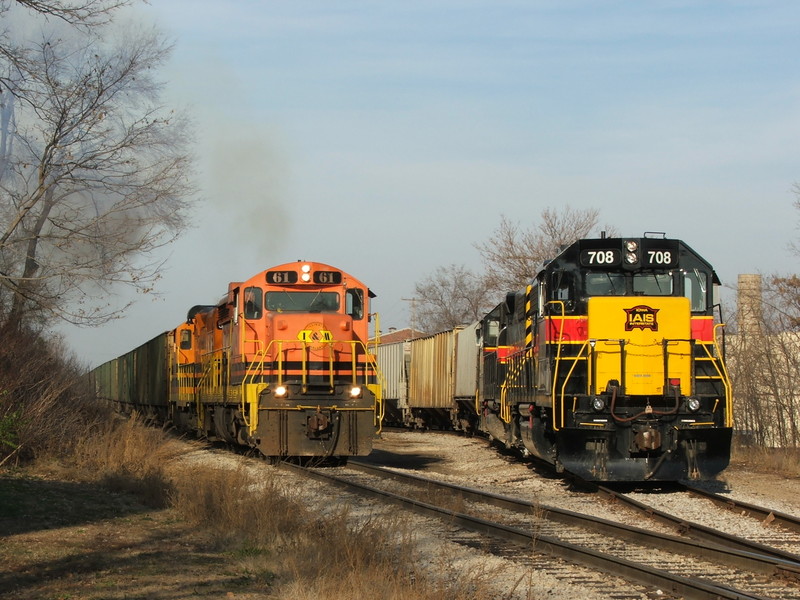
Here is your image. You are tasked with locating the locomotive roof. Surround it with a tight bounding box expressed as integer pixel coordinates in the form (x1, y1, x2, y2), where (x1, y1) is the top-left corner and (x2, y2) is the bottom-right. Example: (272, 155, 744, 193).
(540, 235, 721, 284)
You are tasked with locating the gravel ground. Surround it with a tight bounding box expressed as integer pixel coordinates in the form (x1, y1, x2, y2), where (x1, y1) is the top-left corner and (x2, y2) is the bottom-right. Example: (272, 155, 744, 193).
(192, 441, 613, 600)
(308, 431, 665, 600)
(347, 430, 800, 599)
(178, 430, 800, 599)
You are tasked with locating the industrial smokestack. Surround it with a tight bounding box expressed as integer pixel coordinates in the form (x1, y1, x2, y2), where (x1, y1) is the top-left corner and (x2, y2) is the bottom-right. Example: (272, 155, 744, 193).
(737, 274, 763, 336)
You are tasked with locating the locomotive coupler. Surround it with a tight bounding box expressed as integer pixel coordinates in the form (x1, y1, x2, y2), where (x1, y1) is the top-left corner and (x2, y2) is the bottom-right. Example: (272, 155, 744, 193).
(307, 408, 332, 439)
(632, 424, 662, 452)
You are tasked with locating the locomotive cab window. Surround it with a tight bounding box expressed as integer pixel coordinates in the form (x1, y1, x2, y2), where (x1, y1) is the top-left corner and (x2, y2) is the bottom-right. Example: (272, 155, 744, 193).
(684, 270, 708, 312)
(266, 291, 340, 312)
(179, 329, 192, 350)
(243, 287, 263, 320)
(486, 319, 500, 346)
(482, 305, 503, 346)
(550, 271, 574, 312)
(346, 289, 364, 320)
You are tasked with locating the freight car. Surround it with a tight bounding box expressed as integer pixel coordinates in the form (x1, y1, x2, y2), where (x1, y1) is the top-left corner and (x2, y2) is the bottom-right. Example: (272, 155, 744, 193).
(90, 260, 384, 463)
(376, 323, 479, 431)
(379, 234, 732, 481)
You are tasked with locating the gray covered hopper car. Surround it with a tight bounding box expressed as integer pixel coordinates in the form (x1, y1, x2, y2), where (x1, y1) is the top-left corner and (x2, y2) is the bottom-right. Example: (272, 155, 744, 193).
(377, 322, 480, 430)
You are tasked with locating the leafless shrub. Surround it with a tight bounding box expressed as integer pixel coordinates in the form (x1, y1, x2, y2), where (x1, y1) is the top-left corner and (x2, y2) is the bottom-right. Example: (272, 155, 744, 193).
(732, 442, 800, 477)
(728, 275, 800, 449)
(67, 412, 188, 506)
(0, 326, 106, 464)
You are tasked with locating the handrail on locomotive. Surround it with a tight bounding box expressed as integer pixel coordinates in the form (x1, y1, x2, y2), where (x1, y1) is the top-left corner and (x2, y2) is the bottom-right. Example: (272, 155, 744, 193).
(239, 338, 383, 430)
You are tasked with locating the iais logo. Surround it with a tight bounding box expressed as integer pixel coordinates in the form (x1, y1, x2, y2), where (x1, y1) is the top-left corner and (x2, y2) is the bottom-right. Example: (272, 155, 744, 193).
(623, 305, 659, 332)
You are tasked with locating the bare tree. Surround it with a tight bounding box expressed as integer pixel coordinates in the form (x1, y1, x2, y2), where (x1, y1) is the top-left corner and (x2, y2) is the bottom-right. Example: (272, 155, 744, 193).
(0, 5, 195, 328)
(4, 0, 130, 24)
(1, 1, 132, 88)
(475, 206, 616, 295)
(727, 189, 800, 449)
(727, 276, 800, 448)
(768, 189, 800, 331)
(413, 264, 494, 334)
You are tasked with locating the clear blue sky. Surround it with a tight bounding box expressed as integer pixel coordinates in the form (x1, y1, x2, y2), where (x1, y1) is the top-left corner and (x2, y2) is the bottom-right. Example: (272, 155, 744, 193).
(62, 0, 800, 367)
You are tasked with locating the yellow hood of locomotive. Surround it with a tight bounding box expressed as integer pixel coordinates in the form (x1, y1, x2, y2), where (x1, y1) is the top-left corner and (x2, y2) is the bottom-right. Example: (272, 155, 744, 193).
(587, 296, 692, 396)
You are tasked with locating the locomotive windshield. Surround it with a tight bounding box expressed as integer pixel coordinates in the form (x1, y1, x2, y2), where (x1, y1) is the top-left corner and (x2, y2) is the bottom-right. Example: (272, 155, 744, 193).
(584, 272, 673, 296)
(585, 273, 625, 295)
(266, 291, 340, 312)
(582, 270, 708, 311)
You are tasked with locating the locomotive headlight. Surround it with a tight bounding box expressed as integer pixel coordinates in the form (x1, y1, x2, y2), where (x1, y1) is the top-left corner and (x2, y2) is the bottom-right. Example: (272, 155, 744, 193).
(301, 264, 312, 282)
(274, 385, 288, 398)
(591, 396, 606, 412)
(625, 240, 638, 252)
(687, 397, 701, 412)
(349, 386, 362, 398)
(625, 252, 638, 264)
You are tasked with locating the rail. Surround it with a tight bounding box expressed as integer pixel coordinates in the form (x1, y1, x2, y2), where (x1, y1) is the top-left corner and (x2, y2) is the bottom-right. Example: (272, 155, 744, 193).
(548, 300, 568, 431)
(681, 482, 800, 535)
(293, 459, 798, 599)
(710, 322, 733, 428)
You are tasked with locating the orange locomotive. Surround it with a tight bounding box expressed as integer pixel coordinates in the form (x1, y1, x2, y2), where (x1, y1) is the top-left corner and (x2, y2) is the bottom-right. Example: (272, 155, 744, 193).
(91, 261, 383, 462)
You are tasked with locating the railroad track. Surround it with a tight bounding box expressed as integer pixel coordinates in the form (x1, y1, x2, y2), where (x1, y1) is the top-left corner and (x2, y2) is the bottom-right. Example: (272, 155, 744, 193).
(586, 483, 800, 564)
(281, 459, 800, 599)
(483, 433, 800, 559)
(681, 483, 800, 535)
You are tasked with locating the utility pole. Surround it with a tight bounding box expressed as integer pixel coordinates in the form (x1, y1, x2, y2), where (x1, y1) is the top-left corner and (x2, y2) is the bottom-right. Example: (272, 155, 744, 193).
(401, 297, 418, 338)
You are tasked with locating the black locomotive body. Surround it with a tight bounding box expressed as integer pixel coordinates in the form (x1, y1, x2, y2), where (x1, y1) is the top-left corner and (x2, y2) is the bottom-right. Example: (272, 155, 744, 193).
(379, 234, 732, 481)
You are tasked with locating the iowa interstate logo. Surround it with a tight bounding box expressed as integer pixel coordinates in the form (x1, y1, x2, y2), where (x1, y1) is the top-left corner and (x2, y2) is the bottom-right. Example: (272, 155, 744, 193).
(623, 305, 659, 332)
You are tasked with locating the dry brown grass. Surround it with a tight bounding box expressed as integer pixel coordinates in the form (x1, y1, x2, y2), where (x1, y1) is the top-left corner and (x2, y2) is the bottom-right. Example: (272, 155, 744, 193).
(168, 460, 507, 599)
(72, 412, 191, 506)
(5, 406, 512, 600)
(732, 442, 800, 478)
(170, 462, 305, 547)
(0, 329, 105, 465)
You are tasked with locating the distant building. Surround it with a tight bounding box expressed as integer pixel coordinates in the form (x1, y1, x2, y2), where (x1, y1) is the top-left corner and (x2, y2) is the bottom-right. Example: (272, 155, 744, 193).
(374, 327, 426, 344)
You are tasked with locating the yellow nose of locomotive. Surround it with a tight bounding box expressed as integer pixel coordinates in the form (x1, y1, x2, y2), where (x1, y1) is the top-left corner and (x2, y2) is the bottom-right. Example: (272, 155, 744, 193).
(587, 296, 692, 396)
